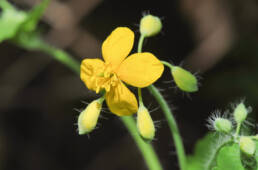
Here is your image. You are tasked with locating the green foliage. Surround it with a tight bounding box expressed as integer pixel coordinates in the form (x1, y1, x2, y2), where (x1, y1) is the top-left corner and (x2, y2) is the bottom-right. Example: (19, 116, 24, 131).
(0, 3, 27, 42)
(187, 133, 231, 170)
(0, 0, 49, 43)
(21, 0, 50, 32)
(213, 144, 244, 170)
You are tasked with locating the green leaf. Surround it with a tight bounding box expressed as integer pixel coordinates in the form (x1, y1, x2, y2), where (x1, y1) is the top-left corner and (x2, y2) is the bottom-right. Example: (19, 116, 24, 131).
(0, 0, 49, 43)
(21, 0, 50, 32)
(0, 0, 14, 10)
(214, 144, 245, 170)
(255, 141, 258, 162)
(187, 133, 232, 170)
(0, 7, 27, 42)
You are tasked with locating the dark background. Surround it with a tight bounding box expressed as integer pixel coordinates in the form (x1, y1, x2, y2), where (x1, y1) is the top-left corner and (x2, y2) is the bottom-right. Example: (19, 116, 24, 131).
(0, 0, 258, 169)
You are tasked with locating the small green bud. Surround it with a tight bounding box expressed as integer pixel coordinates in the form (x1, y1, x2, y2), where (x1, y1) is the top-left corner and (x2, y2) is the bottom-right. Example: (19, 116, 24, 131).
(78, 98, 103, 135)
(137, 105, 155, 141)
(239, 136, 256, 156)
(214, 118, 233, 133)
(171, 66, 198, 92)
(234, 103, 248, 123)
(140, 14, 162, 37)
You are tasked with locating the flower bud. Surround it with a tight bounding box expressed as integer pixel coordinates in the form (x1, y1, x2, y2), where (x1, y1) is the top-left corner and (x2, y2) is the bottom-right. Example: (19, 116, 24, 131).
(78, 99, 103, 135)
(140, 14, 162, 37)
(234, 103, 248, 123)
(213, 118, 233, 133)
(137, 105, 155, 141)
(239, 136, 255, 156)
(171, 66, 198, 92)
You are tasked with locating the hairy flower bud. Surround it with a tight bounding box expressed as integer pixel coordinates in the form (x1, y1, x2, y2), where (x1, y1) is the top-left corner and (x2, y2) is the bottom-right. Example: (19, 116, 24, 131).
(239, 136, 256, 156)
(171, 66, 198, 92)
(78, 98, 103, 135)
(234, 103, 248, 124)
(213, 118, 233, 133)
(137, 105, 155, 141)
(140, 14, 162, 37)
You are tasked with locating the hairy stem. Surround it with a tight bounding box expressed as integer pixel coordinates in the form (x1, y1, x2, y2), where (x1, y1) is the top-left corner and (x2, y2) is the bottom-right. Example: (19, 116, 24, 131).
(147, 85, 187, 170)
(120, 116, 163, 170)
(138, 33, 187, 170)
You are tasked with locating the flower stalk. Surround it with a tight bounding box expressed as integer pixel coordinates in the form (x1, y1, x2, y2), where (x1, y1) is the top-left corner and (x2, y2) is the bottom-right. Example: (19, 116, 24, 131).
(137, 32, 186, 170)
(121, 116, 162, 170)
(147, 85, 187, 170)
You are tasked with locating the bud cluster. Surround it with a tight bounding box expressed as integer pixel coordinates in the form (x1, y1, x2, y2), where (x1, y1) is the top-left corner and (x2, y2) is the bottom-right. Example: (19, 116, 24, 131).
(207, 102, 257, 158)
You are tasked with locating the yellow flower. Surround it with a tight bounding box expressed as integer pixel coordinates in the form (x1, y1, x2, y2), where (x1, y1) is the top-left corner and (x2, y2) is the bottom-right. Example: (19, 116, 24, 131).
(80, 27, 164, 116)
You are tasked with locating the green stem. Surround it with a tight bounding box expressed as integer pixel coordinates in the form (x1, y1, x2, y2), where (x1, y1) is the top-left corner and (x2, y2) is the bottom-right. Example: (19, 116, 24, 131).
(234, 123, 241, 140)
(138, 34, 145, 53)
(138, 33, 186, 170)
(15, 34, 162, 170)
(137, 34, 145, 106)
(120, 116, 162, 170)
(39, 44, 80, 74)
(138, 87, 143, 106)
(147, 85, 187, 170)
(161, 60, 175, 69)
(15, 36, 80, 74)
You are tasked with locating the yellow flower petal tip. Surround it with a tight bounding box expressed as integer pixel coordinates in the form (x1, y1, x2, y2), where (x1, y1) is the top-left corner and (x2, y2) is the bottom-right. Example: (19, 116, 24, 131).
(102, 27, 134, 70)
(171, 66, 198, 92)
(137, 105, 155, 141)
(140, 14, 162, 37)
(78, 99, 103, 135)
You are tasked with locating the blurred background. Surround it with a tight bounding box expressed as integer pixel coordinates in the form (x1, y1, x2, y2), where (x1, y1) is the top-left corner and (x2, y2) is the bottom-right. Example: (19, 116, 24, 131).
(0, 0, 258, 169)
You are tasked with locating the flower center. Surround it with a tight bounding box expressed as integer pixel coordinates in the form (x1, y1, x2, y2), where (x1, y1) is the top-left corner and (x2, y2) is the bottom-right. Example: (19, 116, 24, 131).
(95, 63, 119, 93)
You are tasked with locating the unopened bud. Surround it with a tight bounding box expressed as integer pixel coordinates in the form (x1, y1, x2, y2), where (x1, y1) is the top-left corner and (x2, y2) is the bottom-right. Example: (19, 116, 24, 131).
(214, 118, 232, 133)
(140, 14, 162, 37)
(78, 98, 103, 135)
(239, 136, 255, 156)
(171, 66, 198, 92)
(137, 105, 155, 141)
(234, 103, 248, 123)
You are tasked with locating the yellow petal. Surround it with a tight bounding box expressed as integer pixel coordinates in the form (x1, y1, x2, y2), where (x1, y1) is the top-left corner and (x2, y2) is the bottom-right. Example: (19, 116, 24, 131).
(102, 27, 134, 70)
(80, 58, 105, 91)
(106, 82, 138, 116)
(117, 52, 164, 87)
